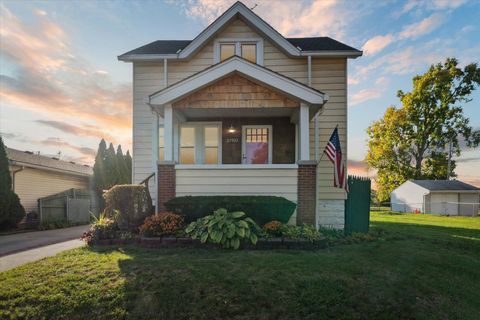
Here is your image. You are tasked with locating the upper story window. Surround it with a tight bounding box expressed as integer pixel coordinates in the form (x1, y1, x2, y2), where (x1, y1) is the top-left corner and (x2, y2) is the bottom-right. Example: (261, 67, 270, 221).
(215, 38, 264, 65)
(241, 44, 256, 63)
(220, 44, 236, 61)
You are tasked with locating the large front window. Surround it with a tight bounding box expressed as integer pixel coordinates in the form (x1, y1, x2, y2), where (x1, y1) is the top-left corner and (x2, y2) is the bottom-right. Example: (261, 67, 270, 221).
(180, 127, 195, 164)
(179, 123, 221, 164)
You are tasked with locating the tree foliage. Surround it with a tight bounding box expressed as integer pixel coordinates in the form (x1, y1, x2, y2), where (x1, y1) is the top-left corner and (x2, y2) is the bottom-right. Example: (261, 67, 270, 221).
(0, 136, 25, 229)
(93, 139, 132, 193)
(366, 58, 480, 201)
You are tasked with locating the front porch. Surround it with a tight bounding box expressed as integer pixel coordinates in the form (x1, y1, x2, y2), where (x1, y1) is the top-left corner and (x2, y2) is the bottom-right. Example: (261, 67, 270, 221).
(147, 57, 328, 225)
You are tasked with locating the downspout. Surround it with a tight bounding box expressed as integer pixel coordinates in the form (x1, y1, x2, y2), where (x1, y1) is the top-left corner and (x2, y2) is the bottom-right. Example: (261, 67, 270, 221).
(153, 58, 169, 212)
(11, 165, 24, 193)
(308, 55, 319, 161)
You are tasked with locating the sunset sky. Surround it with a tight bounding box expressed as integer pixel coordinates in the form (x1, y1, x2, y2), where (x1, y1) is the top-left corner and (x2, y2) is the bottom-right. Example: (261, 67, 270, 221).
(1, 0, 479, 186)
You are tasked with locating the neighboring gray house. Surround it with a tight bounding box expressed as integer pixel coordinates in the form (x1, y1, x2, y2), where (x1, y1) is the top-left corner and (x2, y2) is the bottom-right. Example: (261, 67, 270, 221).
(391, 180, 480, 216)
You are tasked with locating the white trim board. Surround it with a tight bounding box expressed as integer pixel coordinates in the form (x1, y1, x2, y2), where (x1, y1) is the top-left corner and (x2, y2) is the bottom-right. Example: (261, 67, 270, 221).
(175, 164, 298, 170)
(213, 38, 264, 65)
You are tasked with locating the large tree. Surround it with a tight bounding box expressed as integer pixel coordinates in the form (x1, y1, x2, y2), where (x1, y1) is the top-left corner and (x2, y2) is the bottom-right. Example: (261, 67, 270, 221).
(366, 58, 480, 201)
(125, 150, 132, 184)
(104, 143, 119, 188)
(116, 145, 129, 184)
(93, 139, 108, 193)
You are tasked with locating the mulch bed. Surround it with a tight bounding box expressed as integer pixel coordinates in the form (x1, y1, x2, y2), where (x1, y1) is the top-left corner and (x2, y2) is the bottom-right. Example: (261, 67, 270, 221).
(94, 237, 327, 250)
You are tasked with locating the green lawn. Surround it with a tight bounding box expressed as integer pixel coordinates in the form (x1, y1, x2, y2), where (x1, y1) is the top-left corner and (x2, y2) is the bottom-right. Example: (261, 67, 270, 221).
(1, 212, 479, 320)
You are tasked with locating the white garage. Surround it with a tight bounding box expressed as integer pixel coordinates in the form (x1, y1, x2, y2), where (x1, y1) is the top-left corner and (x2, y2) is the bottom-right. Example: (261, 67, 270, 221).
(391, 180, 480, 216)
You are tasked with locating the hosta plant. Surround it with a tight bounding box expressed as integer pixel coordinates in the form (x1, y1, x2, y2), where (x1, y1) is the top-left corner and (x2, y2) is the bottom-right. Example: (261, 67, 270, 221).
(185, 208, 259, 249)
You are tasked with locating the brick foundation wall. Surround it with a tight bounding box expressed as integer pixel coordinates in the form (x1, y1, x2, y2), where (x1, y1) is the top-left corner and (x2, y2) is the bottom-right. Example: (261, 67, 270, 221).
(157, 162, 175, 212)
(297, 160, 317, 225)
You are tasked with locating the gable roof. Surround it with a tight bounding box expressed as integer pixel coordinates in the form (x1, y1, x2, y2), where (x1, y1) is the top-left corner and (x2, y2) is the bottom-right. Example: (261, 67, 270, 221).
(118, 2, 362, 61)
(120, 37, 360, 57)
(149, 55, 327, 112)
(411, 180, 480, 191)
(7, 148, 93, 177)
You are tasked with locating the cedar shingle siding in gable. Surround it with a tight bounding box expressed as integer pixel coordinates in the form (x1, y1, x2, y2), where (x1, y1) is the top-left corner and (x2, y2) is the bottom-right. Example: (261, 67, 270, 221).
(172, 74, 299, 109)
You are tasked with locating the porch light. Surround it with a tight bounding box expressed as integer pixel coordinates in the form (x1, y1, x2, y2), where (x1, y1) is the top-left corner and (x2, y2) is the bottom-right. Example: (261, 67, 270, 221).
(228, 125, 236, 133)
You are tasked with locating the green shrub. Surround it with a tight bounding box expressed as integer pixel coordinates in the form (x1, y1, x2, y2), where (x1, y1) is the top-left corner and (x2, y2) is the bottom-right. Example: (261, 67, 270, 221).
(103, 184, 152, 231)
(139, 212, 184, 237)
(0, 192, 25, 230)
(265, 224, 323, 242)
(185, 208, 260, 249)
(0, 137, 25, 229)
(165, 196, 296, 225)
(82, 212, 118, 244)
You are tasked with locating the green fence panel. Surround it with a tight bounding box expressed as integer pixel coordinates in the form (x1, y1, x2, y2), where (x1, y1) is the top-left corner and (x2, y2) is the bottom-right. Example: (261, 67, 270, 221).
(38, 188, 98, 223)
(345, 176, 371, 234)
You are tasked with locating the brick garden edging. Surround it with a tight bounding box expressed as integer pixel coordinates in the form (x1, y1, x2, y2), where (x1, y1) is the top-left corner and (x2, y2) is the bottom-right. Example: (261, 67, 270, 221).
(93, 237, 327, 250)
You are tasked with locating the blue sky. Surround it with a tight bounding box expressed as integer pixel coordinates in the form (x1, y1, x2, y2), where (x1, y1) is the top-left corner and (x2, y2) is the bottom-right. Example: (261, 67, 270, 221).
(0, 0, 479, 185)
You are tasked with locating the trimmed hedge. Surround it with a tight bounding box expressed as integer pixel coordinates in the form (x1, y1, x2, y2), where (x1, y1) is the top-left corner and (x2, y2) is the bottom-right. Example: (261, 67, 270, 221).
(165, 196, 296, 225)
(104, 184, 153, 231)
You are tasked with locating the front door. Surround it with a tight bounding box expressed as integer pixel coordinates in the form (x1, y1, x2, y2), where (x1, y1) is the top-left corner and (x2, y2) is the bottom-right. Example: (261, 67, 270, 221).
(242, 125, 272, 164)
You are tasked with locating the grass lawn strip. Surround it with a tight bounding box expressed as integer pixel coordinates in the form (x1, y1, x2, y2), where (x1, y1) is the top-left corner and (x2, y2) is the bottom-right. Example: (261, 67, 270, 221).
(0, 212, 479, 320)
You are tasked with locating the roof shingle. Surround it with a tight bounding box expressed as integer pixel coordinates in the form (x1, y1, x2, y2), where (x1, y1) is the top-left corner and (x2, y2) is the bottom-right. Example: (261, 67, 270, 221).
(412, 180, 480, 191)
(7, 148, 93, 176)
(119, 37, 360, 57)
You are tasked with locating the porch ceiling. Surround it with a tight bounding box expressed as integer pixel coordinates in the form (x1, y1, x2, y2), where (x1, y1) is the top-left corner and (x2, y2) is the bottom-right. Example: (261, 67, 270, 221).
(178, 107, 295, 119)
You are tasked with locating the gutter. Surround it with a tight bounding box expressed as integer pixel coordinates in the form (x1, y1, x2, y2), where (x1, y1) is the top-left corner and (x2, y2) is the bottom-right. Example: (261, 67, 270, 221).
(9, 160, 92, 178)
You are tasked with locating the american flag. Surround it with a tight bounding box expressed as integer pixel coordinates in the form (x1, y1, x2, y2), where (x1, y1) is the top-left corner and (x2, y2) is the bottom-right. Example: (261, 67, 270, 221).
(324, 127, 348, 192)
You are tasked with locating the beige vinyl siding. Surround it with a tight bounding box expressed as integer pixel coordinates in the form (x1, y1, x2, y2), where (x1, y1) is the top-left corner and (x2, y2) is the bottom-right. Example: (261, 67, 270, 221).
(176, 167, 298, 222)
(11, 166, 90, 212)
(216, 18, 259, 38)
(168, 43, 214, 85)
(131, 17, 348, 203)
(311, 58, 347, 200)
(133, 62, 165, 201)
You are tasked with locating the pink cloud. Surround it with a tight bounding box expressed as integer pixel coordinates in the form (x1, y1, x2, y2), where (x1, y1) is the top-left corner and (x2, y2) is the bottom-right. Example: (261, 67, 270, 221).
(362, 34, 395, 56)
(0, 4, 132, 157)
(398, 13, 444, 40)
(350, 88, 382, 106)
(177, 0, 357, 39)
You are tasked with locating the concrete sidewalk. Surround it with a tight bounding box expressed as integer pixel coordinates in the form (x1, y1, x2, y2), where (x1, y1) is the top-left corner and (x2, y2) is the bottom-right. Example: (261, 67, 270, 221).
(0, 239, 85, 272)
(0, 225, 89, 256)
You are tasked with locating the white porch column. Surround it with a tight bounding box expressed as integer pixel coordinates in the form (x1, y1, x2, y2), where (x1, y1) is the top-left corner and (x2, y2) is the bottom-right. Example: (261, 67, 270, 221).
(164, 104, 174, 161)
(299, 103, 310, 161)
(152, 113, 159, 168)
(151, 112, 159, 210)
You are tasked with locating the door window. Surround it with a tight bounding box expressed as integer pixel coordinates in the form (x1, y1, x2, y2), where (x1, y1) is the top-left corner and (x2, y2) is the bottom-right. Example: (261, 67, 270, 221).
(242, 126, 272, 164)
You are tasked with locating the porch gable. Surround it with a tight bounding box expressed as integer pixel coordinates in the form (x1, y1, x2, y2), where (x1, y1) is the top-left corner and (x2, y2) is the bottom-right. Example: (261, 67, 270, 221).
(172, 74, 299, 109)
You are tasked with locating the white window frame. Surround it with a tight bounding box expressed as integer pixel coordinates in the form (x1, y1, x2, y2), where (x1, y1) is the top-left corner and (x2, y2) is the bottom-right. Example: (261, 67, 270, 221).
(213, 38, 264, 65)
(241, 125, 273, 164)
(177, 122, 222, 165)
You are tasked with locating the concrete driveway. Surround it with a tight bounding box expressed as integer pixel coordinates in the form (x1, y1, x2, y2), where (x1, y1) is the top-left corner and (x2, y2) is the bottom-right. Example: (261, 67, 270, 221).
(0, 225, 89, 272)
(0, 225, 89, 257)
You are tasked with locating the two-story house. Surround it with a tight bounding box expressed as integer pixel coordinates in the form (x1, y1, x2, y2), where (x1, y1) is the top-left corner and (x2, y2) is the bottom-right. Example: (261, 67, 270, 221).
(118, 1, 362, 229)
